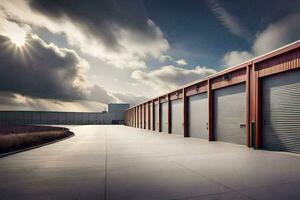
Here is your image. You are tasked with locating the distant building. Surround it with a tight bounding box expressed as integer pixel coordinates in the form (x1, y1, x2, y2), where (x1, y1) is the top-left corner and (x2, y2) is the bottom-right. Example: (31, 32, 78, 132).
(108, 103, 130, 113)
(108, 103, 130, 124)
(0, 103, 130, 125)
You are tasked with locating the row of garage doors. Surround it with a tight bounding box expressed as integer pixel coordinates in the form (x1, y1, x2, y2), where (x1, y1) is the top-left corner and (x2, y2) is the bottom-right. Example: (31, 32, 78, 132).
(148, 70, 299, 153)
(152, 84, 246, 143)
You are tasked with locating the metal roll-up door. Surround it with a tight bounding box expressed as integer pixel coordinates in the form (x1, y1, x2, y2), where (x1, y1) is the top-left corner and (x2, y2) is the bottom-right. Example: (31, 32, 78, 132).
(262, 70, 300, 153)
(161, 102, 168, 133)
(214, 83, 246, 145)
(150, 104, 153, 130)
(171, 99, 183, 135)
(154, 103, 159, 131)
(188, 93, 208, 139)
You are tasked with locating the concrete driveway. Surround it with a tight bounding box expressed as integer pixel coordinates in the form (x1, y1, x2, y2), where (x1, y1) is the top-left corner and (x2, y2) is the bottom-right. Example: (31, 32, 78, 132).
(0, 125, 300, 200)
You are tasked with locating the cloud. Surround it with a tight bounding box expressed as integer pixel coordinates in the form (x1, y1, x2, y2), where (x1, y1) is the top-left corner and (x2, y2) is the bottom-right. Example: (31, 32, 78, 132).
(0, 92, 107, 112)
(131, 65, 216, 94)
(0, 19, 116, 111)
(89, 85, 116, 104)
(175, 59, 188, 66)
(114, 93, 147, 106)
(207, 0, 251, 40)
(223, 13, 300, 67)
(223, 51, 253, 67)
(0, 0, 169, 69)
(253, 13, 300, 55)
(159, 55, 174, 63)
(0, 33, 88, 100)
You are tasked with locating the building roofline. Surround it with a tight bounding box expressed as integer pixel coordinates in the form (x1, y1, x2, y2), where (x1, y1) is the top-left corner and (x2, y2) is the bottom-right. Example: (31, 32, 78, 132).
(126, 39, 300, 111)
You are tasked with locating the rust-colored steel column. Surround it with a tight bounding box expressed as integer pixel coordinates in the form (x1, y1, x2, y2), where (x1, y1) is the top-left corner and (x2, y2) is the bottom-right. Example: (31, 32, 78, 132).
(144, 104, 146, 129)
(255, 68, 262, 148)
(142, 104, 144, 129)
(137, 106, 139, 128)
(183, 88, 189, 137)
(140, 105, 142, 129)
(246, 65, 250, 147)
(127, 111, 129, 126)
(135, 107, 137, 128)
(139, 106, 142, 129)
(140, 105, 143, 129)
(249, 63, 255, 147)
(139, 106, 141, 128)
(148, 102, 151, 130)
(144, 103, 147, 129)
(168, 94, 171, 134)
(208, 79, 214, 141)
(135, 107, 137, 127)
(158, 98, 162, 132)
(152, 100, 155, 131)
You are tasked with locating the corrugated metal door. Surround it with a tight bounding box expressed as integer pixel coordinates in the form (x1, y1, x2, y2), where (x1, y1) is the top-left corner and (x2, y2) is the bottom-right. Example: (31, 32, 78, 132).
(145, 105, 148, 129)
(161, 102, 168, 133)
(154, 103, 159, 131)
(171, 99, 183, 135)
(188, 93, 208, 139)
(214, 83, 246, 145)
(262, 70, 300, 153)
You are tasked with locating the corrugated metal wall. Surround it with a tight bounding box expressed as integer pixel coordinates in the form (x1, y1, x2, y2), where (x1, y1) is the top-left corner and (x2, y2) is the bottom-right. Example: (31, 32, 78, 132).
(0, 111, 124, 125)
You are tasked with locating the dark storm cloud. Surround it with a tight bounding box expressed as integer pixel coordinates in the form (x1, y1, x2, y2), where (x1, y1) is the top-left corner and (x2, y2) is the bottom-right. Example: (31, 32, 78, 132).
(29, 0, 158, 51)
(0, 34, 86, 100)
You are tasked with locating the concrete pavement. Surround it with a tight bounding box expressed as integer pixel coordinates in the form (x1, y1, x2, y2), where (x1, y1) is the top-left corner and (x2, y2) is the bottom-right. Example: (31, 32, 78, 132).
(0, 125, 300, 200)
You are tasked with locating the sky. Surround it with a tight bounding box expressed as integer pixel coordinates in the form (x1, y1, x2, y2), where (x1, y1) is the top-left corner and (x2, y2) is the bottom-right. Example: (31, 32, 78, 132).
(0, 0, 299, 112)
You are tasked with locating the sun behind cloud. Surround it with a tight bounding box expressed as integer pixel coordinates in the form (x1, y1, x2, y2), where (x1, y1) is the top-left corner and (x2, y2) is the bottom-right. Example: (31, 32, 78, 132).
(0, 19, 27, 47)
(7, 25, 27, 47)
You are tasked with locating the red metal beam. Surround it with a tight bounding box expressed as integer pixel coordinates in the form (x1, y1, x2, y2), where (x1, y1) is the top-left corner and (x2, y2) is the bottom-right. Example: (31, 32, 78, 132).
(158, 98, 161, 132)
(183, 88, 188, 137)
(208, 80, 214, 141)
(246, 65, 250, 147)
(144, 104, 146, 129)
(152, 100, 155, 131)
(255, 70, 262, 148)
(168, 94, 171, 134)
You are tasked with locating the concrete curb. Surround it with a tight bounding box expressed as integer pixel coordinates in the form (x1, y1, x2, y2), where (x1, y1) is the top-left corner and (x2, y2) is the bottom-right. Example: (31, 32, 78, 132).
(0, 133, 74, 158)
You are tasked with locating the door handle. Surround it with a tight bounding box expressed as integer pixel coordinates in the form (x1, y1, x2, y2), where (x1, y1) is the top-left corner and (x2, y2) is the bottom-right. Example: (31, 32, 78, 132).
(263, 119, 267, 125)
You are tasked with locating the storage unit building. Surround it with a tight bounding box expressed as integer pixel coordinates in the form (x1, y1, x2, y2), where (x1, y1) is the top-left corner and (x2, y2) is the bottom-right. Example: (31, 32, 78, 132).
(125, 40, 300, 154)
